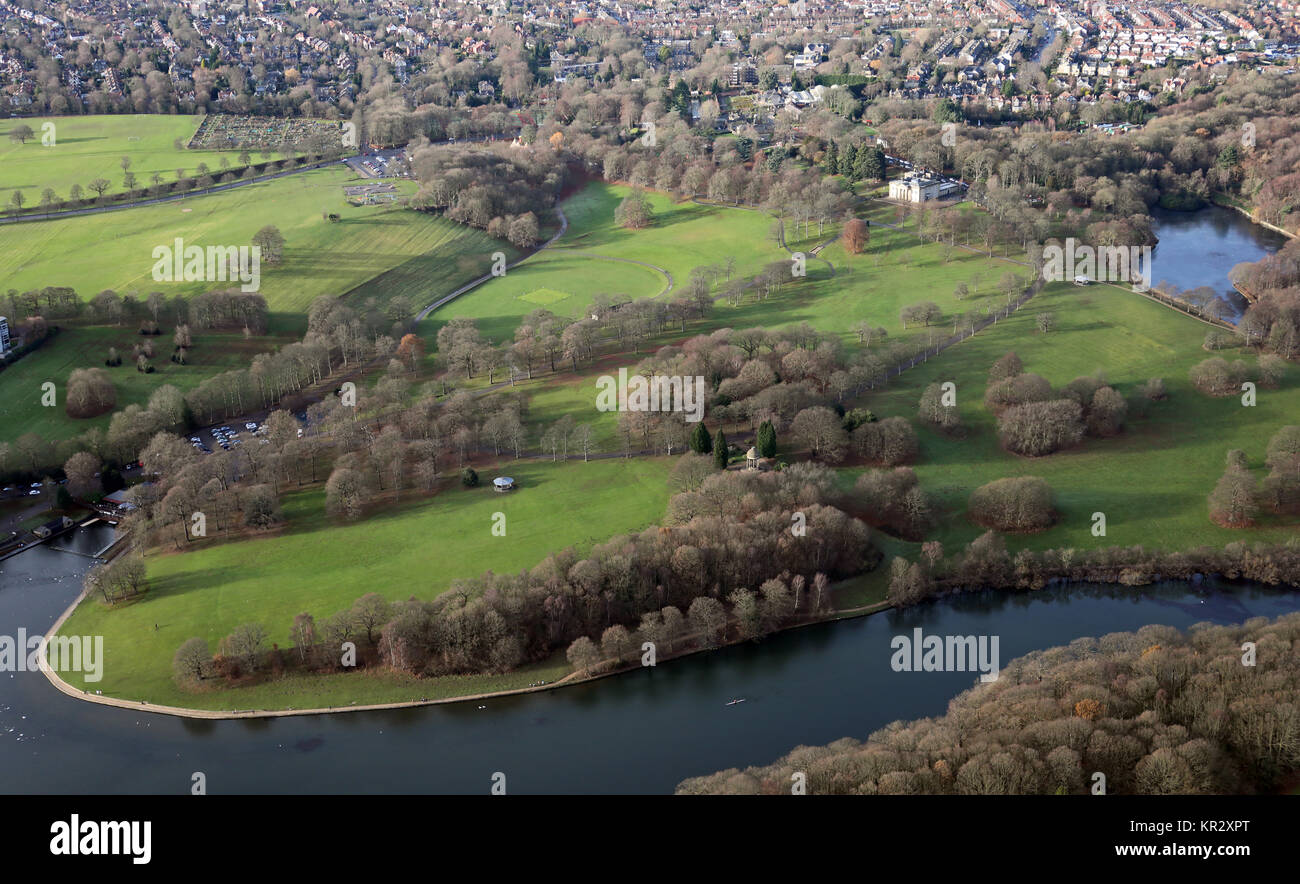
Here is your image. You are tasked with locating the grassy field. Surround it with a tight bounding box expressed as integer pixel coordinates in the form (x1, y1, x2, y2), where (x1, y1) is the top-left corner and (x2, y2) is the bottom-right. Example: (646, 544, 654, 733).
(42, 172, 1300, 714)
(1, 166, 506, 326)
(423, 251, 666, 345)
(422, 181, 1025, 358)
(55, 457, 673, 708)
(417, 180, 1032, 452)
(417, 181, 795, 351)
(0, 115, 243, 202)
(853, 279, 1300, 553)
(0, 326, 290, 446)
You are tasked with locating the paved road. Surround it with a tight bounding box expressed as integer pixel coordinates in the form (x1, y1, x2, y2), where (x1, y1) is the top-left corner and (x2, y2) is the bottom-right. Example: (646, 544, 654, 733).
(416, 204, 573, 321)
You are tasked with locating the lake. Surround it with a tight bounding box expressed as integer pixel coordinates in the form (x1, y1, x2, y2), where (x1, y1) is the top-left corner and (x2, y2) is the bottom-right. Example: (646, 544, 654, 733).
(1150, 204, 1290, 322)
(2, 527, 1297, 793)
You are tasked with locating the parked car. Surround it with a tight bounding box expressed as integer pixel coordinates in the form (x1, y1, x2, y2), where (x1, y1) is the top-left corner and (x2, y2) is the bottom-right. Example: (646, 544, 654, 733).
(245, 422, 258, 430)
(29, 490, 40, 496)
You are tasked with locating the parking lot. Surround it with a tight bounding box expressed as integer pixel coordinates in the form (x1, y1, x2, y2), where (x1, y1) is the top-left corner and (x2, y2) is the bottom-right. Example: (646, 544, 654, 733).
(188, 412, 310, 455)
(345, 150, 408, 179)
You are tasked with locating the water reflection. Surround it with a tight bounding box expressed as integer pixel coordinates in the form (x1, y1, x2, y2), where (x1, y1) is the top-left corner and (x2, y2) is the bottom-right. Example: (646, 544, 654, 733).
(1150, 205, 1288, 322)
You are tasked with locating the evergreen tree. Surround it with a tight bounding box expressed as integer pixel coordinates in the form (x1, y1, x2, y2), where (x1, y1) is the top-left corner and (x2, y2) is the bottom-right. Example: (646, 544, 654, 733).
(757, 420, 777, 458)
(822, 141, 838, 175)
(713, 429, 729, 469)
(841, 143, 858, 179)
(690, 422, 713, 454)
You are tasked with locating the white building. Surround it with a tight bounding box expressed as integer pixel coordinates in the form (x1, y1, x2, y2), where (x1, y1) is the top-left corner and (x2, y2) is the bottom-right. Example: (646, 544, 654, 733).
(889, 173, 965, 203)
(0, 316, 10, 355)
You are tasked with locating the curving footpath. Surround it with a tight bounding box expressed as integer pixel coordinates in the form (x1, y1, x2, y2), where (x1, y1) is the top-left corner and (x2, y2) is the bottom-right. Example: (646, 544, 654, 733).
(416, 205, 678, 321)
(38, 585, 586, 720)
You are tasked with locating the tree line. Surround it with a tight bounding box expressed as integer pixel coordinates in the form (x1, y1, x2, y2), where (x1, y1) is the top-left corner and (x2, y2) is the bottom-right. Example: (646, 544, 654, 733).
(174, 466, 877, 685)
(678, 611, 1300, 794)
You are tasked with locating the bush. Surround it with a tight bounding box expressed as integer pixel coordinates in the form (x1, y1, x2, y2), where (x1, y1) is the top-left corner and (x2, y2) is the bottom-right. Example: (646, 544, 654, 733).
(984, 372, 1052, 414)
(1265, 426, 1300, 470)
(841, 408, 876, 432)
(1189, 357, 1251, 397)
(968, 476, 1056, 532)
(1139, 378, 1167, 401)
(1258, 354, 1287, 388)
(64, 367, 116, 418)
(997, 399, 1085, 456)
(852, 416, 918, 466)
(855, 467, 932, 539)
(1084, 386, 1127, 437)
(1208, 459, 1258, 528)
(461, 467, 479, 487)
(1060, 375, 1106, 408)
(917, 382, 961, 432)
(988, 351, 1023, 383)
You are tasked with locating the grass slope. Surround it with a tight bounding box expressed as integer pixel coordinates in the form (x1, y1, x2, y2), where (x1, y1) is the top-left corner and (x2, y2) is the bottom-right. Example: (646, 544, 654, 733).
(55, 457, 672, 708)
(0, 115, 236, 202)
(0, 166, 507, 325)
(856, 280, 1300, 553)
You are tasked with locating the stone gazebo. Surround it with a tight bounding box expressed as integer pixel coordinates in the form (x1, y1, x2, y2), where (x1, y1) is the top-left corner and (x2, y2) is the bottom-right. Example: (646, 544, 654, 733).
(745, 447, 761, 470)
(493, 476, 516, 492)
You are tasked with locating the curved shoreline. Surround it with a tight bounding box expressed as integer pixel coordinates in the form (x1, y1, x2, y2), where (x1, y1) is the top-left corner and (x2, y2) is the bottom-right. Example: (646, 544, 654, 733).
(38, 578, 893, 720)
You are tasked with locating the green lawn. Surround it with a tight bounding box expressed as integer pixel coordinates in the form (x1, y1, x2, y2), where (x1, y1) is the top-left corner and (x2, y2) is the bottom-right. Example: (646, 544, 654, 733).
(40, 173, 1300, 716)
(1, 166, 507, 325)
(555, 181, 808, 284)
(0, 326, 288, 446)
(422, 181, 1020, 359)
(852, 280, 1300, 553)
(421, 249, 667, 347)
(0, 115, 240, 203)
(55, 457, 673, 708)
